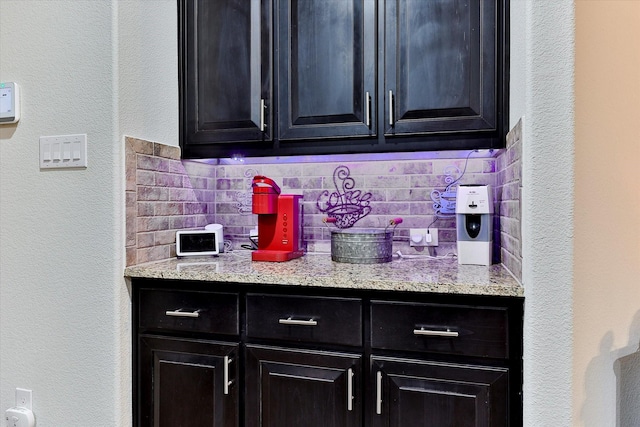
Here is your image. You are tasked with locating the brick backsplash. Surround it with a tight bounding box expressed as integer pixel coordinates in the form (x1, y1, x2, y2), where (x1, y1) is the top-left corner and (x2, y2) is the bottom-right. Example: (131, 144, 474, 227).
(125, 136, 216, 266)
(496, 119, 523, 281)
(125, 130, 523, 283)
(214, 157, 496, 254)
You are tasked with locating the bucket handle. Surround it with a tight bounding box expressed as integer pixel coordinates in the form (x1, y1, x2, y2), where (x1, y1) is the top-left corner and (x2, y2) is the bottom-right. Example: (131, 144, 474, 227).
(322, 217, 337, 229)
(323, 217, 403, 231)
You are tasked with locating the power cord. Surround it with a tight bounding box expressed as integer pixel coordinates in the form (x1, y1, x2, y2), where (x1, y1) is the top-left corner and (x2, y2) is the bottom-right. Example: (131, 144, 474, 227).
(394, 250, 457, 260)
(240, 235, 258, 250)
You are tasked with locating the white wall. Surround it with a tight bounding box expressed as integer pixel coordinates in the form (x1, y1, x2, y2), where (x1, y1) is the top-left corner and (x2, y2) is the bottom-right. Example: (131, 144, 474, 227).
(0, 1, 177, 425)
(508, 0, 526, 128)
(520, 1, 576, 426)
(118, 1, 179, 146)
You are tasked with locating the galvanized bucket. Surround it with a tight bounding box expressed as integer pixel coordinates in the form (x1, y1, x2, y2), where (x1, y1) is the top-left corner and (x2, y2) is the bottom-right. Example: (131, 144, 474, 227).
(330, 228, 394, 264)
(324, 217, 403, 264)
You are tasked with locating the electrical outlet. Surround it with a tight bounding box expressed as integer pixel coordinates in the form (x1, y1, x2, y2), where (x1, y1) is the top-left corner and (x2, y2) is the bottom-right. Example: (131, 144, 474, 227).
(15, 388, 32, 410)
(409, 228, 439, 247)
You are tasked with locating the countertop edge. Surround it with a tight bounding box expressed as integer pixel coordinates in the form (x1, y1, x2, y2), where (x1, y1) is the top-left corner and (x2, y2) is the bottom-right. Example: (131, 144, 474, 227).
(124, 254, 524, 298)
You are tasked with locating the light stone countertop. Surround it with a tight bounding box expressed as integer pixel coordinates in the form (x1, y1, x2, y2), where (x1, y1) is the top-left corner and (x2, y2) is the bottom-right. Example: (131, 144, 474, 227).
(124, 251, 523, 297)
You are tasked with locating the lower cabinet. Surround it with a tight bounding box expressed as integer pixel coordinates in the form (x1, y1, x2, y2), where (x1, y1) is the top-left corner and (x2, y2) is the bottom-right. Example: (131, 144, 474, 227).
(370, 356, 508, 427)
(137, 335, 239, 427)
(245, 345, 362, 427)
(132, 279, 522, 427)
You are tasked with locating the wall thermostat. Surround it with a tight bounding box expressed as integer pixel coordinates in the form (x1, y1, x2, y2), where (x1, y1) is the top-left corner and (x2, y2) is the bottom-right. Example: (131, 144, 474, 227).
(0, 82, 20, 124)
(176, 230, 220, 257)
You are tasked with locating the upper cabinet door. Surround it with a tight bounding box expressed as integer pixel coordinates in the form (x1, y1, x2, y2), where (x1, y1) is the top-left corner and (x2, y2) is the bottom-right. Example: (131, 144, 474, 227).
(384, 0, 497, 136)
(181, 0, 272, 146)
(277, 0, 376, 141)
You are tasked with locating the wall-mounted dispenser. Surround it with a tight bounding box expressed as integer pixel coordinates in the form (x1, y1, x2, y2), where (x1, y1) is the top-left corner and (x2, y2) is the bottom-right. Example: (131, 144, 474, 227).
(456, 185, 493, 266)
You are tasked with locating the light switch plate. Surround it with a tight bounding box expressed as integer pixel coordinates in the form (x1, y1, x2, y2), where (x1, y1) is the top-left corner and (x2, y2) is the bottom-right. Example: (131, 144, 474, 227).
(40, 134, 87, 169)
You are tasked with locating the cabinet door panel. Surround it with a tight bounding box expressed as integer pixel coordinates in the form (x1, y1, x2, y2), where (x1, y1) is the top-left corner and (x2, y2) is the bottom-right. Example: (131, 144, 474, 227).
(278, 0, 375, 140)
(182, 0, 271, 145)
(371, 356, 508, 427)
(245, 345, 362, 427)
(385, 0, 497, 135)
(138, 335, 238, 427)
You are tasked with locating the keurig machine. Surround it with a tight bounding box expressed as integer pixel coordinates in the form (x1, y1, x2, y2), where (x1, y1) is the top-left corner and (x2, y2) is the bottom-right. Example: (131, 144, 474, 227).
(455, 185, 493, 266)
(251, 175, 304, 262)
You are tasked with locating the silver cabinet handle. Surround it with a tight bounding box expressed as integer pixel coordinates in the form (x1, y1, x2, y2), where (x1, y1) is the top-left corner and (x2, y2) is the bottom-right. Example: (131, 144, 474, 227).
(365, 91, 371, 128)
(165, 309, 200, 318)
(223, 356, 234, 395)
(260, 98, 266, 132)
(376, 371, 382, 415)
(388, 90, 394, 126)
(413, 328, 459, 338)
(278, 317, 318, 326)
(347, 368, 354, 411)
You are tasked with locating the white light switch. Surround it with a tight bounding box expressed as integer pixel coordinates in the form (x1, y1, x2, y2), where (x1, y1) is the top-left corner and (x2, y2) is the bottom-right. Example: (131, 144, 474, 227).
(40, 134, 87, 169)
(62, 141, 71, 160)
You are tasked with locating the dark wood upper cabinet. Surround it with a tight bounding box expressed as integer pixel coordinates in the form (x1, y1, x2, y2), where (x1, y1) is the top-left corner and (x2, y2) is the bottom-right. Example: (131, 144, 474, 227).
(276, 0, 376, 140)
(384, 0, 498, 136)
(180, 0, 272, 147)
(179, 0, 508, 158)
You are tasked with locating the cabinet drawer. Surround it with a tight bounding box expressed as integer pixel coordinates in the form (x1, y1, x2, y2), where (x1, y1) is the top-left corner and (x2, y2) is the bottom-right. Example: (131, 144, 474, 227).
(138, 289, 239, 336)
(371, 301, 509, 359)
(246, 294, 362, 346)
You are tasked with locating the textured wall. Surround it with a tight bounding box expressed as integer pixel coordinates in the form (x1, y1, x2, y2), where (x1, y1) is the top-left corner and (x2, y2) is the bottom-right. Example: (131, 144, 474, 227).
(118, 1, 179, 146)
(0, 1, 178, 425)
(0, 1, 120, 425)
(521, 1, 575, 425)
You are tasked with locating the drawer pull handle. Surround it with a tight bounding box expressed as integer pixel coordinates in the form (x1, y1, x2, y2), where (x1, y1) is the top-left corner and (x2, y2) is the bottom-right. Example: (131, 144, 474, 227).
(278, 317, 318, 326)
(347, 368, 354, 411)
(413, 327, 459, 338)
(165, 309, 201, 318)
(376, 371, 382, 415)
(224, 356, 234, 395)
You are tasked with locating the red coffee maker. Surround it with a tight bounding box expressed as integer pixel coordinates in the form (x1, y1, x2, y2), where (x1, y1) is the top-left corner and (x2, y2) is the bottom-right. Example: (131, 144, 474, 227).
(251, 175, 304, 262)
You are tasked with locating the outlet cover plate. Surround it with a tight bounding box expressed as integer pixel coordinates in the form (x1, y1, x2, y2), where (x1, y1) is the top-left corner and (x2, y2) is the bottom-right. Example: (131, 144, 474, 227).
(16, 388, 32, 410)
(409, 228, 439, 247)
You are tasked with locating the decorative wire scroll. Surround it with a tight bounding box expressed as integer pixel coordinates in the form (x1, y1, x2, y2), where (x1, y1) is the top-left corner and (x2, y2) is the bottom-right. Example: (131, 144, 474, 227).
(235, 168, 260, 214)
(316, 165, 372, 228)
(429, 150, 478, 217)
(430, 165, 461, 216)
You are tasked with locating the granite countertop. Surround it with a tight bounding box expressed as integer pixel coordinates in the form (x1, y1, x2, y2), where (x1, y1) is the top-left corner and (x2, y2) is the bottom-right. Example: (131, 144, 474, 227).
(124, 251, 523, 297)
